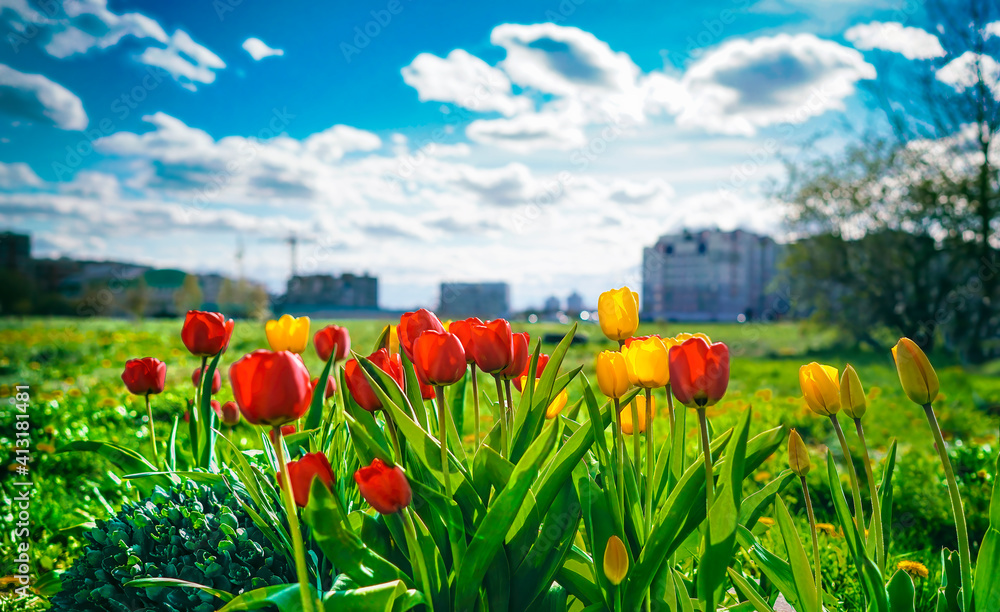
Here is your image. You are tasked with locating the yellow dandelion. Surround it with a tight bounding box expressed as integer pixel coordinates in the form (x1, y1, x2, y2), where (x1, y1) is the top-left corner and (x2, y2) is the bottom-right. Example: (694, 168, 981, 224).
(896, 560, 929, 579)
(68, 388, 82, 398)
(44, 425, 56, 435)
(867, 386, 881, 400)
(753, 471, 771, 482)
(816, 523, 838, 537)
(754, 389, 773, 402)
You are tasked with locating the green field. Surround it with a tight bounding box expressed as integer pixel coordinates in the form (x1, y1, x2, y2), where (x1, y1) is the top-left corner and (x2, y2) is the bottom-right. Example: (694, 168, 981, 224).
(1, 317, 999, 609)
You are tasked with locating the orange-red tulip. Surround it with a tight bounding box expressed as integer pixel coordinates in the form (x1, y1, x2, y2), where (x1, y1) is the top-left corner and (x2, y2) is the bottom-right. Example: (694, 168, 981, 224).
(514, 353, 549, 391)
(448, 317, 484, 364)
(469, 319, 513, 374)
(219, 400, 241, 426)
(192, 366, 222, 394)
(314, 324, 351, 363)
(500, 332, 530, 380)
(181, 310, 234, 357)
(311, 376, 337, 400)
(278, 452, 335, 507)
(121, 357, 166, 395)
(345, 348, 405, 412)
(354, 458, 412, 514)
(398, 309, 445, 361)
(668, 338, 730, 408)
(229, 350, 312, 426)
(413, 330, 467, 386)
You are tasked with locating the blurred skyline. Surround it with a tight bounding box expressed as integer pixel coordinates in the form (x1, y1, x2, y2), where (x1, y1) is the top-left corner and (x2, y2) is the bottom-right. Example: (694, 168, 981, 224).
(0, 0, 970, 308)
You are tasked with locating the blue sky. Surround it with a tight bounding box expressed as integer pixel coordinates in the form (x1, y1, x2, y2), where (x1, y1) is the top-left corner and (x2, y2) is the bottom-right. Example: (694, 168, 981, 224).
(0, 0, 974, 308)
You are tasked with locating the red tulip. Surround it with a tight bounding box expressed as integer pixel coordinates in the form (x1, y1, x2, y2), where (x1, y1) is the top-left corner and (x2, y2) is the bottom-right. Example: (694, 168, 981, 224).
(278, 452, 335, 507)
(229, 350, 313, 426)
(192, 366, 222, 394)
(210, 399, 222, 419)
(500, 332, 530, 380)
(448, 317, 484, 364)
(513, 353, 550, 392)
(345, 348, 405, 412)
(668, 338, 730, 408)
(413, 330, 466, 386)
(121, 357, 166, 395)
(398, 309, 445, 361)
(470, 319, 513, 374)
(181, 310, 234, 357)
(311, 376, 337, 400)
(314, 325, 351, 362)
(269, 424, 297, 447)
(219, 400, 241, 426)
(354, 458, 412, 514)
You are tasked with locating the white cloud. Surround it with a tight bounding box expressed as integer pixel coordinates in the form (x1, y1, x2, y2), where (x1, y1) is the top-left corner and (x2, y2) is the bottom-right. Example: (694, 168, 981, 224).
(466, 111, 587, 152)
(984, 22, 1000, 39)
(674, 33, 875, 135)
(0, 64, 88, 130)
(402, 49, 529, 117)
(936, 52, 1000, 99)
(242, 37, 284, 61)
(138, 30, 226, 91)
(0, 161, 42, 189)
(844, 21, 945, 60)
(304, 125, 383, 163)
(44, 0, 168, 58)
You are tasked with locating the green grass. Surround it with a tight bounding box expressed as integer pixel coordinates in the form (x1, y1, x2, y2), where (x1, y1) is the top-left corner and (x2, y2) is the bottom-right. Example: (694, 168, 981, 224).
(1, 316, 998, 608)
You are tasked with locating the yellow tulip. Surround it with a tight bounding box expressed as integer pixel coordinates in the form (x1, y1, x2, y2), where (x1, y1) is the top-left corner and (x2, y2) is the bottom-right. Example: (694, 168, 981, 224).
(596, 351, 630, 399)
(545, 388, 569, 419)
(840, 364, 867, 419)
(799, 362, 840, 416)
(265, 314, 310, 353)
(622, 336, 669, 388)
(788, 429, 811, 476)
(603, 535, 629, 586)
(598, 287, 640, 341)
(389, 325, 400, 356)
(672, 332, 711, 344)
(620, 393, 654, 435)
(892, 337, 940, 405)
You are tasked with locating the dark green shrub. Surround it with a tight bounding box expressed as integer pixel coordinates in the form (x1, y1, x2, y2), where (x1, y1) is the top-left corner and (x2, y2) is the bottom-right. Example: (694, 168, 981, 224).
(51, 478, 294, 611)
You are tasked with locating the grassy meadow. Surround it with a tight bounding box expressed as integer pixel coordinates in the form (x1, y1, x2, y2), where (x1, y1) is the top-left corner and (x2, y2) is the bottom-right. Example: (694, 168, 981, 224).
(1, 316, 998, 609)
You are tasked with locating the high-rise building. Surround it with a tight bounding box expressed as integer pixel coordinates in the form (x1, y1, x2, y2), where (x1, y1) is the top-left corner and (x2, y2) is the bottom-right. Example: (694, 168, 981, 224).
(284, 273, 378, 310)
(642, 229, 781, 321)
(439, 282, 510, 319)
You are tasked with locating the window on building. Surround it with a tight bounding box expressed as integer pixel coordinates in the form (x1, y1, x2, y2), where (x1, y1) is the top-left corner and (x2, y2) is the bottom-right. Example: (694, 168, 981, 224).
(698, 242, 707, 254)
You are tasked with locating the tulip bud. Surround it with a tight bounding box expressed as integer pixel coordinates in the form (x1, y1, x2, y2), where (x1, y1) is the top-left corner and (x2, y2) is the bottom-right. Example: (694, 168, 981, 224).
(448, 317, 484, 364)
(220, 400, 241, 426)
(398, 309, 445, 361)
(788, 429, 811, 476)
(620, 394, 654, 435)
(840, 364, 867, 419)
(192, 366, 222, 394)
(469, 319, 513, 374)
(597, 287, 640, 342)
(799, 362, 840, 416)
(622, 336, 670, 388)
(265, 314, 311, 353)
(354, 458, 412, 514)
(413, 330, 467, 386)
(892, 337, 940, 405)
(121, 358, 167, 395)
(603, 535, 629, 586)
(229, 350, 313, 426)
(668, 338, 730, 408)
(314, 324, 351, 362)
(278, 452, 335, 507)
(311, 376, 337, 400)
(181, 310, 234, 357)
(514, 354, 549, 392)
(345, 349, 405, 412)
(596, 351, 630, 399)
(499, 332, 530, 380)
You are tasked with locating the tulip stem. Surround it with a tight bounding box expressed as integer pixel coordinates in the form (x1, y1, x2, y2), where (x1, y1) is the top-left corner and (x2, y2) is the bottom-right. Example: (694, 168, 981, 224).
(665, 384, 675, 440)
(830, 414, 864, 530)
(854, 418, 884, 571)
(630, 399, 640, 498)
(923, 403, 972, 612)
(144, 394, 160, 469)
(801, 475, 822, 604)
(471, 364, 481, 450)
(436, 386, 451, 499)
(495, 376, 508, 456)
(273, 426, 317, 612)
(697, 407, 713, 516)
(614, 397, 625, 517)
(401, 508, 432, 606)
(644, 388, 653, 538)
(504, 379, 515, 444)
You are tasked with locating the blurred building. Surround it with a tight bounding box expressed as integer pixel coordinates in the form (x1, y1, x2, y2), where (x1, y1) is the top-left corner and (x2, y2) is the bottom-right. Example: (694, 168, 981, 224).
(566, 291, 584, 314)
(642, 229, 781, 321)
(439, 282, 510, 319)
(0, 231, 32, 275)
(282, 273, 379, 314)
(543, 295, 561, 312)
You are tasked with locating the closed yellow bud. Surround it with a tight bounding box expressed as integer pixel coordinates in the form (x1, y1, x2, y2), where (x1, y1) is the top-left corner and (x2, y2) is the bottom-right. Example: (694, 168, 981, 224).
(522, 375, 571, 419)
(840, 364, 867, 419)
(389, 325, 400, 356)
(596, 351, 630, 399)
(598, 287, 640, 341)
(799, 362, 840, 416)
(603, 535, 629, 586)
(788, 429, 811, 476)
(622, 336, 670, 388)
(620, 394, 654, 435)
(892, 337, 940, 405)
(265, 314, 311, 353)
